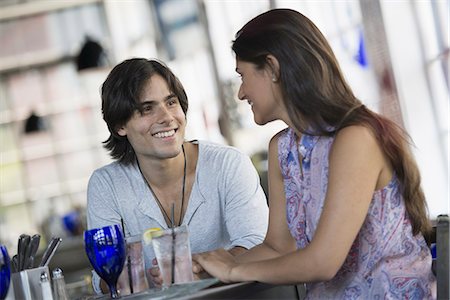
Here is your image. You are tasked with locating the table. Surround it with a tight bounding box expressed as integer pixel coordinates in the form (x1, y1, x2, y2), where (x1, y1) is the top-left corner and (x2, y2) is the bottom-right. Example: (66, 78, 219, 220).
(178, 281, 305, 299)
(79, 280, 305, 300)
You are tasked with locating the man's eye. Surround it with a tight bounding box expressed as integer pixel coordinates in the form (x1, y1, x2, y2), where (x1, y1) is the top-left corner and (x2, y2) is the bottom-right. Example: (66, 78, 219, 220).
(142, 105, 153, 113)
(168, 98, 178, 106)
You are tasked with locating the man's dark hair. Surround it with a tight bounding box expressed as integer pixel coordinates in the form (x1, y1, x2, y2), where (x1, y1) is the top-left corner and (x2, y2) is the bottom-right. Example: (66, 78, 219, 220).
(101, 58, 188, 164)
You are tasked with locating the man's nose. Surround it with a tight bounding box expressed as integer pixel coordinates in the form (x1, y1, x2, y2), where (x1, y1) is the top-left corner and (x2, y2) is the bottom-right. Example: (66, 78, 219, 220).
(156, 105, 173, 123)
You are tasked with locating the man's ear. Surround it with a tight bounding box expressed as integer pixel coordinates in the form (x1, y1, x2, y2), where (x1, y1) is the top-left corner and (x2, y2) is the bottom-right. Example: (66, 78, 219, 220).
(266, 54, 280, 81)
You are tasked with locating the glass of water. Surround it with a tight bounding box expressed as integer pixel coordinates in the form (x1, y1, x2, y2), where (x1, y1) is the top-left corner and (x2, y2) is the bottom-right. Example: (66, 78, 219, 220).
(151, 225, 194, 288)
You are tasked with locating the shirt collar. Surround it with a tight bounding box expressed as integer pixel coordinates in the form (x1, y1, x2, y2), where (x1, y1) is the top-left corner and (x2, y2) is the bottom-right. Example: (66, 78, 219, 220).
(298, 133, 320, 163)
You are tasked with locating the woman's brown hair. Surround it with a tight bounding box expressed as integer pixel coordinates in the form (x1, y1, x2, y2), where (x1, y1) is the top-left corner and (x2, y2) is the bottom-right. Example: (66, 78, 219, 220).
(232, 9, 430, 236)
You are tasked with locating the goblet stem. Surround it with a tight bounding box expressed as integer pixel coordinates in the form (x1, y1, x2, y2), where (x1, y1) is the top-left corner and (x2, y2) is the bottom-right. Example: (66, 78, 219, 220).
(108, 282, 120, 299)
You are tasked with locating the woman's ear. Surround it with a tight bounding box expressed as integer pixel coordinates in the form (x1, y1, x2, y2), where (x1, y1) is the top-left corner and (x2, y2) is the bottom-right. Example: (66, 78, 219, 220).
(117, 126, 127, 137)
(266, 54, 280, 82)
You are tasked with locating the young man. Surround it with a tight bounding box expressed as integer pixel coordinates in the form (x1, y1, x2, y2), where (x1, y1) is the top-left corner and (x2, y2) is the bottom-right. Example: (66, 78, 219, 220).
(86, 58, 268, 292)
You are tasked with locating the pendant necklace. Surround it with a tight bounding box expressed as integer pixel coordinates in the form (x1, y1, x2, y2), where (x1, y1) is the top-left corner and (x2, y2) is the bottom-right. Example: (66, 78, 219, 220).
(138, 144, 186, 228)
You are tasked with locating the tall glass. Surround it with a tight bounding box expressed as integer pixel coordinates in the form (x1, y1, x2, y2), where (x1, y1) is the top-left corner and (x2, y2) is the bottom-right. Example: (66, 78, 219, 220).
(151, 225, 194, 288)
(0, 245, 11, 300)
(116, 234, 149, 295)
(84, 225, 126, 298)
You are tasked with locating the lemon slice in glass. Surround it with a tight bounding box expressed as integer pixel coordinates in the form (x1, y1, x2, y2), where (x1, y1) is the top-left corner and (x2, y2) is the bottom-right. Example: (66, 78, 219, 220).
(143, 227, 162, 244)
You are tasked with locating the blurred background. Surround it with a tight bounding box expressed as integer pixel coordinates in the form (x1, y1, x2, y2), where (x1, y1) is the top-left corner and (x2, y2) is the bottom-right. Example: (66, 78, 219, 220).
(0, 0, 448, 290)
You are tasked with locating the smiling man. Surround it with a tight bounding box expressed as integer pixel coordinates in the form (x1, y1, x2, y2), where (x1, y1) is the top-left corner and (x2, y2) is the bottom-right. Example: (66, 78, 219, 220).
(86, 58, 268, 293)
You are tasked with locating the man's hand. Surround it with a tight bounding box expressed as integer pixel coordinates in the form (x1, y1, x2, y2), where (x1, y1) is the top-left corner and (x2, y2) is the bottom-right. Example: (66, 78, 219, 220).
(147, 258, 163, 287)
(228, 246, 248, 256)
(100, 278, 109, 294)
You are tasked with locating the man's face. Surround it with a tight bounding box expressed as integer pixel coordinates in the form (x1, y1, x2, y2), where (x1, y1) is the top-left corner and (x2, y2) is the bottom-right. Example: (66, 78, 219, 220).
(117, 74, 186, 161)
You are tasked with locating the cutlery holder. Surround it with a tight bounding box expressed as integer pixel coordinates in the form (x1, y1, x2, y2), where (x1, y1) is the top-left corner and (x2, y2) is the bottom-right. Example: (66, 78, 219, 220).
(10, 266, 52, 300)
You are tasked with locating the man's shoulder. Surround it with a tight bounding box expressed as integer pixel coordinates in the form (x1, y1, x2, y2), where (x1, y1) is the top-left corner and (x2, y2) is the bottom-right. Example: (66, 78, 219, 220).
(87, 161, 140, 196)
(198, 140, 246, 159)
(91, 160, 135, 178)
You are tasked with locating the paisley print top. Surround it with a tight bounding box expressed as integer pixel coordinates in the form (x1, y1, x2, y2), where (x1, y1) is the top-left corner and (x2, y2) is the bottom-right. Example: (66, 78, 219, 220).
(278, 128, 436, 299)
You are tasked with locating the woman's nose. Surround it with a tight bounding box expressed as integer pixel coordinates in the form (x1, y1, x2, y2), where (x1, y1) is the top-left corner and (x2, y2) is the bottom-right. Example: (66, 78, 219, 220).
(237, 84, 245, 101)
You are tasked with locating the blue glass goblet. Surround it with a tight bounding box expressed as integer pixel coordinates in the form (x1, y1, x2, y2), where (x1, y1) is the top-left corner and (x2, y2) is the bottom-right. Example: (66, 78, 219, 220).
(84, 225, 126, 298)
(0, 245, 11, 300)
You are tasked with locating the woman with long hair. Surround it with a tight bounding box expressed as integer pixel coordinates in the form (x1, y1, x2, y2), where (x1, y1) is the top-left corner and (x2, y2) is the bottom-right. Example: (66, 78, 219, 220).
(193, 9, 436, 299)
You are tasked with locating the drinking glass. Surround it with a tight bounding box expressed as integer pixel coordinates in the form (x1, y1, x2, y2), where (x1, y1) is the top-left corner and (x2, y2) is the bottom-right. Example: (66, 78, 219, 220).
(116, 234, 149, 295)
(151, 225, 194, 288)
(0, 245, 11, 300)
(84, 225, 126, 298)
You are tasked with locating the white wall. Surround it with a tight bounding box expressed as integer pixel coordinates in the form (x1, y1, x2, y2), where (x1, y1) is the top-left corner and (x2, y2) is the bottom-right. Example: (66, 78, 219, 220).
(381, 1, 449, 218)
(205, 0, 449, 218)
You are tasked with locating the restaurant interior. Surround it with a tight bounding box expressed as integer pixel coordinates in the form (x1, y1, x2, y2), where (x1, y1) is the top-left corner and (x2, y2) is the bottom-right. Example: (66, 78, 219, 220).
(0, 0, 448, 299)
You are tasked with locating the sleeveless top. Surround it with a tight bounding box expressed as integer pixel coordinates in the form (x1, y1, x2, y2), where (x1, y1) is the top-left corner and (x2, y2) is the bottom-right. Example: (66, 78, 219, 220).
(278, 128, 436, 299)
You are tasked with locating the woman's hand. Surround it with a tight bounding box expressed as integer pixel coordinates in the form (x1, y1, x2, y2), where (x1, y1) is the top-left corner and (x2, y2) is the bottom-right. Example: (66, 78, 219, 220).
(192, 248, 238, 283)
(193, 259, 214, 280)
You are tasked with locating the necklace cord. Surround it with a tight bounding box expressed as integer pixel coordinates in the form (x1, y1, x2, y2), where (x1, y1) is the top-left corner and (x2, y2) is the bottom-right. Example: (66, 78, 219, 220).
(180, 144, 186, 227)
(138, 144, 187, 228)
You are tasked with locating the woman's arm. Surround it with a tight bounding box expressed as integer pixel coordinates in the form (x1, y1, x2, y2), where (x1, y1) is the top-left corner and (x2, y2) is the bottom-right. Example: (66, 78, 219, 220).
(195, 126, 390, 284)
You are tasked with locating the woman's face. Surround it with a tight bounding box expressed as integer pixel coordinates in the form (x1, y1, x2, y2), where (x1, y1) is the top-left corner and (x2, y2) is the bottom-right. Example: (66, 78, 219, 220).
(236, 58, 285, 125)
